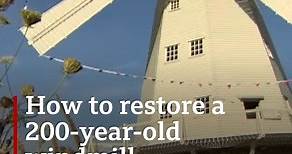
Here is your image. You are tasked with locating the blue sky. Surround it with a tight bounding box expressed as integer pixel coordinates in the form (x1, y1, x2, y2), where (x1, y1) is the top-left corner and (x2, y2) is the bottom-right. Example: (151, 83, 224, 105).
(1, 0, 292, 128)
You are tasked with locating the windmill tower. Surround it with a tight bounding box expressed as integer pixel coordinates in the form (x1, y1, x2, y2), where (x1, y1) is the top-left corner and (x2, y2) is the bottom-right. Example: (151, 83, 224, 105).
(135, 0, 292, 153)
(17, 0, 292, 153)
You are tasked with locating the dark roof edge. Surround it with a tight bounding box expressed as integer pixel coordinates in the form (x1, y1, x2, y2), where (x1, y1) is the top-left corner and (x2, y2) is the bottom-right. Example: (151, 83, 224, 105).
(250, 0, 292, 94)
(144, 0, 167, 73)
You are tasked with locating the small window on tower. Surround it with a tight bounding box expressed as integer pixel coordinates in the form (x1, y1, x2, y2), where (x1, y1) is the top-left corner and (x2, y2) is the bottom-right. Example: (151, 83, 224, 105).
(241, 98, 263, 119)
(160, 103, 173, 119)
(170, 0, 180, 11)
(195, 96, 210, 114)
(190, 38, 204, 56)
(166, 44, 179, 62)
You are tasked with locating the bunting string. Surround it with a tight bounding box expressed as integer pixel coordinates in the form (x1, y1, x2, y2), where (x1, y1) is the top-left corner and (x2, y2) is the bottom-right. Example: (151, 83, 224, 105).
(42, 55, 292, 88)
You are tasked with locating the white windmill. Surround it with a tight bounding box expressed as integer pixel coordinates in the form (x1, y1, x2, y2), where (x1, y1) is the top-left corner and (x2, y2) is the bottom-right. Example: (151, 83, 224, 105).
(136, 0, 292, 154)
(20, 0, 292, 154)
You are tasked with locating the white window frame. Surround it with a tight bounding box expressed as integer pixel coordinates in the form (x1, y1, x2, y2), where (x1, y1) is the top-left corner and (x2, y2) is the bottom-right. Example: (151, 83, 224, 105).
(190, 38, 204, 57)
(170, 0, 180, 11)
(195, 96, 210, 114)
(166, 44, 179, 62)
(160, 103, 173, 119)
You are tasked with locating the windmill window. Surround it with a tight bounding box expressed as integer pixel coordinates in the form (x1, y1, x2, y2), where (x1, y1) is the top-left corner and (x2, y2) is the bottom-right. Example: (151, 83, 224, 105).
(170, 0, 180, 11)
(160, 104, 173, 119)
(241, 98, 263, 119)
(195, 96, 210, 114)
(166, 44, 179, 62)
(191, 38, 204, 56)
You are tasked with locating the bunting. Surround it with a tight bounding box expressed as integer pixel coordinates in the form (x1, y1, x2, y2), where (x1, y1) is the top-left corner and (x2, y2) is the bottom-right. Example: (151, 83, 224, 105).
(42, 55, 292, 88)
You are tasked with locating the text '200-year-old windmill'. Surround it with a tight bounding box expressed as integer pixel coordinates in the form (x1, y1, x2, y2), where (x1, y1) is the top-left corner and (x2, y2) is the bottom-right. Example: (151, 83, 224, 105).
(21, 0, 292, 154)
